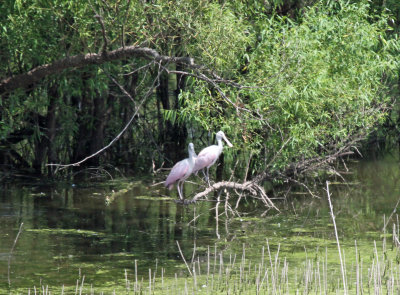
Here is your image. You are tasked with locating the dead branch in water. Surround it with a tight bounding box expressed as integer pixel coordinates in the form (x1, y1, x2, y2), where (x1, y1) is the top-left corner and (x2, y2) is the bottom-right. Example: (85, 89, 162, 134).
(177, 180, 279, 211)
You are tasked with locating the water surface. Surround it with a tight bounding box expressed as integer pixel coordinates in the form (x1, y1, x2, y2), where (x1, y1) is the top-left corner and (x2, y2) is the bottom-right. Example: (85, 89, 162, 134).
(1, 155, 399, 293)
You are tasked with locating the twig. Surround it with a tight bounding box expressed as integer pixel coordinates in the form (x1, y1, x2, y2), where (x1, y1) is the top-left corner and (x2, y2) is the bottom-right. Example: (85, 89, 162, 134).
(8, 222, 24, 288)
(326, 181, 347, 295)
(48, 102, 140, 171)
(123, 61, 154, 76)
(120, 0, 131, 48)
(243, 152, 253, 183)
(107, 74, 135, 104)
(151, 181, 166, 187)
(266, 137, 292, 169)
(187, 213, 202, 226)
(94, 14, 109, 55)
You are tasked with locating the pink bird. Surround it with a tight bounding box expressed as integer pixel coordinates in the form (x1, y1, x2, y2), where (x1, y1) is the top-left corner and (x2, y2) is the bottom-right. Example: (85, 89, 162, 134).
(193, 131, 233, 185)
(165, 143, 196, 200)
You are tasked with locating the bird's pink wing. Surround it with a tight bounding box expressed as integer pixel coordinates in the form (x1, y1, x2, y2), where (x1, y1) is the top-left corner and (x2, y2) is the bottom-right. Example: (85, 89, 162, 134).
(165, 159, 189, 189)
(197, 146, 213, 157)
(193, 152, 217, 172)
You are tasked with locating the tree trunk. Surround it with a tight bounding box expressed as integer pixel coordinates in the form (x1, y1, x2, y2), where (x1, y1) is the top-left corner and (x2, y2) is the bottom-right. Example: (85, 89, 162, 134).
(72, 79, 93, 169)
(157, 72, 175, 160)
(32, 85, 59, 175)
(47, 91, 58, 177)
(216, 153, 224, 182)
(88, 95, 109, 166)
(32, 115, 48, 175)
(174, 63, 188, 160)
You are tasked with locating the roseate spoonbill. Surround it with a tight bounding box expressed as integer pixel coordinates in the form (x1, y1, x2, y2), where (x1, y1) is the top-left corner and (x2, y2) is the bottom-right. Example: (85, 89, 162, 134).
(193, 131, 233, 185)
(165, 143, 196, 200)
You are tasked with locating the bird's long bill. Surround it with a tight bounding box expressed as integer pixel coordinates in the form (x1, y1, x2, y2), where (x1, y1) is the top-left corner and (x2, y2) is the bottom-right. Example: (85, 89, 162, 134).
(222, 134, 233, 147)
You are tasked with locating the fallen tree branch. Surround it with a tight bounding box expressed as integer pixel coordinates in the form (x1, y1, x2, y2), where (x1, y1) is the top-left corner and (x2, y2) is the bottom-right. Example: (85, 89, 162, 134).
(0, 45, 194, 95)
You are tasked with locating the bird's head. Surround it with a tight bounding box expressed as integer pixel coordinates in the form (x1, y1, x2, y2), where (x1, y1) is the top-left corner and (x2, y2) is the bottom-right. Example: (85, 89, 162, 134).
(216, 131, 233, 147)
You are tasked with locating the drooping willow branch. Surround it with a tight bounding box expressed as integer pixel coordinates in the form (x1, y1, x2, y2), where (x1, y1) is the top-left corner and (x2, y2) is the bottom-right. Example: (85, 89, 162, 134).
(158, 65, 259, 117)
(47, 66, 163, 171)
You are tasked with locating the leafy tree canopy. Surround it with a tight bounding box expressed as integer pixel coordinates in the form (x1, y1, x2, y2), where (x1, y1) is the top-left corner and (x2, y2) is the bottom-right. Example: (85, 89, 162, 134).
(0, 0, 398, 184)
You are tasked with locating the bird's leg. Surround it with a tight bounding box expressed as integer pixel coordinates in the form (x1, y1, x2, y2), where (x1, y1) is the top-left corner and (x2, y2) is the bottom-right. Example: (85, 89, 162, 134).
(177, 184, 180, 200)
(206, 167, 211, 187)
(201, 169, 208, 182)
(177, 181, 183, 200)
(180, 181, 185, 200)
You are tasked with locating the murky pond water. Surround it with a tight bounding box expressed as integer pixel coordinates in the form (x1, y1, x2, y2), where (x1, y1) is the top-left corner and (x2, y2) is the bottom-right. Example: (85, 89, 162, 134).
(1, 154, 400, 293)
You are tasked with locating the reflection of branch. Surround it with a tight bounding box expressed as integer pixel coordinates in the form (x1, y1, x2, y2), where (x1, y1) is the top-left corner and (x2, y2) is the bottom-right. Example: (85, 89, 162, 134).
(277, 173, 320, 199)
(8, 222, 23, 288)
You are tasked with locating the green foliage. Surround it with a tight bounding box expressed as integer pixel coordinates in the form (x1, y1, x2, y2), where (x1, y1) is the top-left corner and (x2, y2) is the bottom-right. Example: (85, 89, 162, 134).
(183, 3, 251, 76)
(0, 0, 399, 178)
(178, 1, 399, 173)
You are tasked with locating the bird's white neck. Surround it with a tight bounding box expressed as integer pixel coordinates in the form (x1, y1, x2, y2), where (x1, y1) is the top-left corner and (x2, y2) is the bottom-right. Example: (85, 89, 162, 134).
(188, 150, 196, 166)
(216, 138, 223, 154)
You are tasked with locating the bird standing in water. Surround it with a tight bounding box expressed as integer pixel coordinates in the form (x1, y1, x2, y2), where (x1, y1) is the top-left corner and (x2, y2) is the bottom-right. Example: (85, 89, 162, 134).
(165, 143, 196, 200)
(193, 131, 233, 185)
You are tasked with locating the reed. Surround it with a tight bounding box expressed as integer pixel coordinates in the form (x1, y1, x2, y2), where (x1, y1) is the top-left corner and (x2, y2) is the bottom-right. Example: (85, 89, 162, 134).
(16, 236, 400, 295)
(326, 181, 347, 295)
